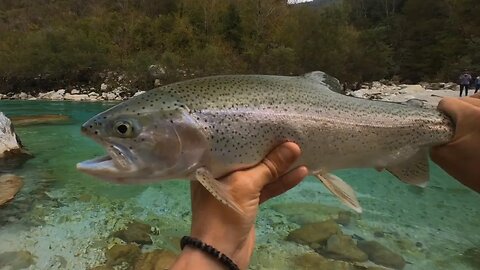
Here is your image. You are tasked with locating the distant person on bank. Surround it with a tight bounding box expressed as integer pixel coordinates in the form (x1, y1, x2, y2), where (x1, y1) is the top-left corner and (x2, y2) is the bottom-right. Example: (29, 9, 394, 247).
(459, 70, 472, 97)
(475, 75, 480, 94)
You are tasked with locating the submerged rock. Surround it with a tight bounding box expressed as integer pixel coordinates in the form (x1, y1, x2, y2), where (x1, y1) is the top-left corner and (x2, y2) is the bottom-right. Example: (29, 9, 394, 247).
(113, 221, 153, 245)
(10, 114, 70, 126)
(462, 247, 480, 268)
(323, 234, 368, 262)
(335, 211, 352, 226)
(134, 249, 177, 270)
(287, 220, 340, 247)
(0, 174, 23, 206)
(105, 244, 141, 266)
(294, 253, 357, 270)
(271, 202, 344, 224)
(0, 250, 36, 269)
(357, 241, 405, 270)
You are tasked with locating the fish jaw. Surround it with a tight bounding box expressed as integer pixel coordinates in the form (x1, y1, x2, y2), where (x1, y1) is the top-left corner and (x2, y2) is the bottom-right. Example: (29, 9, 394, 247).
(77, 101, 210, 183)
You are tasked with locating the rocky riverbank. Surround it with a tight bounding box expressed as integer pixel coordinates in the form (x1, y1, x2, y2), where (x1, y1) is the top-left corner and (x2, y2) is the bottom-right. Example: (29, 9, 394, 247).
(346, 81, 461, 107)
(0, 74, 462, 104)
(0, 87, 146, 102)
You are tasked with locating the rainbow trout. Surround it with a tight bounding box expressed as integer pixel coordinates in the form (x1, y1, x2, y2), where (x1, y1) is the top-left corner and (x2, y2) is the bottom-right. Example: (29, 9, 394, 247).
(77, 72, 454, 213)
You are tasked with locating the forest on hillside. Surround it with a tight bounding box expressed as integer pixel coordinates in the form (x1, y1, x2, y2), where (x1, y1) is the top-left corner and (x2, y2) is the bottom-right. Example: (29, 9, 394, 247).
(0, 0, 479, 92)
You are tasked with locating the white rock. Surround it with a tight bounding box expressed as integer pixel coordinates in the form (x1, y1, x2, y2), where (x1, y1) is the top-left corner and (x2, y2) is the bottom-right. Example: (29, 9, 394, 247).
(38, 91, 64, 100)
(133, 91, 145, 97)
(105, 92, 117, 100)
(18, 92, 28, 99)
(444, 82, 457, 90)
(371, 81, 383, 89)
(71, 89, 80, 94)
(88, 92, 99, 97)
(101, 83, 108, 91)
(401, 84, 424, 93)
(0, 113, 21, 158)
(64, 94, 90, 101)
(28, 97, 37, 101)
(154, 79, 162, 87)
(56, 89, 66, 95)
(149, 65, 166, 78)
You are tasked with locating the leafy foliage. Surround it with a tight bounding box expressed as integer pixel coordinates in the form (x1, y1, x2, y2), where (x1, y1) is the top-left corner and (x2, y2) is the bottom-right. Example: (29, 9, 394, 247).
(0, 0, 478, 92)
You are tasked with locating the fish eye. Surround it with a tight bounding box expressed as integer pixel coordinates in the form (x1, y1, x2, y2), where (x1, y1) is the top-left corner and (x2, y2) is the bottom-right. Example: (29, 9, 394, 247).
(114, 121, 134, 137)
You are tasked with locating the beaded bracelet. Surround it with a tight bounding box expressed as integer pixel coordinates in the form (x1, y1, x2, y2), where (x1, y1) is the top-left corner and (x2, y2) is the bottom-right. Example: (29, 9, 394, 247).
(180, 236, 240, 270)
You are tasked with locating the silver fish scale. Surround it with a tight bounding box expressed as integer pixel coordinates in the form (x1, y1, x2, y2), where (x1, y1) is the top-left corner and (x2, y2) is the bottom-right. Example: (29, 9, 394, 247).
(103, 74, 454, 177)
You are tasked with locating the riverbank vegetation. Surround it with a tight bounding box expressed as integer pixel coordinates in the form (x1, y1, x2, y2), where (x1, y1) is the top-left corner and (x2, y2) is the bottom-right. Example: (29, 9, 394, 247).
(0, 0, 478, 92)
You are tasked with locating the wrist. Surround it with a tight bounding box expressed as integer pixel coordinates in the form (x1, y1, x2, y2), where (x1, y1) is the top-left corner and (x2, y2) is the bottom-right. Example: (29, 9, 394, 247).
(171, 246, 226, 270)
(190, 225, 255, 270)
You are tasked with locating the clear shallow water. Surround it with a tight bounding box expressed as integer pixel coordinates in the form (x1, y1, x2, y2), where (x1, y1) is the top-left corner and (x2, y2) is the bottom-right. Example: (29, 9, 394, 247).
(0, 100, 478, 270)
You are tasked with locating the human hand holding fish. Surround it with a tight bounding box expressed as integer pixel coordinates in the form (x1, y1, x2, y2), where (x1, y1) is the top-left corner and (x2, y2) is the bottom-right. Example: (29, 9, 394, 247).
(431, 94, 480, 192)
(170, 142, 307, 270)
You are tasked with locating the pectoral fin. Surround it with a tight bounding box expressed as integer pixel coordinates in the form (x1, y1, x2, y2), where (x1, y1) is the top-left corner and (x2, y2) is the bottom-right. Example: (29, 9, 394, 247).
(314, 172, 362, 213)
(195, 167, 244, 215)
(386, 150, 429, 187)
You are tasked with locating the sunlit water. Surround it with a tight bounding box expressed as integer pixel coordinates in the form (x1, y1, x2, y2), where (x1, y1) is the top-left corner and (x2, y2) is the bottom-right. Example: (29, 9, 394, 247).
(0, 100, 478, 270)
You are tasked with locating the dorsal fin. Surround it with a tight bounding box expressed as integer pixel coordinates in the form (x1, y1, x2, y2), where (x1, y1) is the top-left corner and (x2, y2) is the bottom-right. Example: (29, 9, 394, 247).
(304, 71, 343, 94)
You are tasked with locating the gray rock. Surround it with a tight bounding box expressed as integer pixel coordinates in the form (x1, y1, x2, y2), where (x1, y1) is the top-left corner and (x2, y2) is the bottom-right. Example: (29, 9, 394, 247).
(18, 92, 28, 99)
(335, 211, 352, 226)
(149, 64, 166, 78)
(64, 94, 90, 101)
(101, 83, 108, 91)
(0, 251, 36, 269)
(287, 220, 340, 246)
(71, 89, 80, 94)
(324, 234, 368, 262)
(0, 113, 22, 158)
(133, 91, 145, 97)
(357, 241, 406, 269)
(38, 91, 64, 100)
(113, 221, 153, 245)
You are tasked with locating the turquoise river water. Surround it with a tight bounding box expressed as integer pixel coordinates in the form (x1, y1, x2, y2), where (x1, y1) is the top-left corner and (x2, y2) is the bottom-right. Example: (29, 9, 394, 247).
(0, 100, 478, 270)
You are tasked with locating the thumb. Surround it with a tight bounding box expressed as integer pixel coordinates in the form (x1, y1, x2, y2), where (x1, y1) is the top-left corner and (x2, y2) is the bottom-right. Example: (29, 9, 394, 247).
(248, 142, 302, 188)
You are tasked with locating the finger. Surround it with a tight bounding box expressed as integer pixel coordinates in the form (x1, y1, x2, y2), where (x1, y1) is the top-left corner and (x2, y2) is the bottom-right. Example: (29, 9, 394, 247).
(437, 97, 466, 123)
(249, 142, 302, 187)
(459, 96, 480, 107)
(470, 93, 480, 99)
(259, 166, 308, 204)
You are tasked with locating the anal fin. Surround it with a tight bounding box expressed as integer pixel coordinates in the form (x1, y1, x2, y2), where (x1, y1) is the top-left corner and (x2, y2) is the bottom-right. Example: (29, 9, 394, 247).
(386, 149, 429, 187)
(313, 171, 362, 213)
(195, 167, 244, 215)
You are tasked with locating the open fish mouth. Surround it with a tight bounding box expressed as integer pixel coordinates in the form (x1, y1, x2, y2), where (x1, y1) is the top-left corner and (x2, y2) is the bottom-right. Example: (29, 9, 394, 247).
(77, 155, 116, 172)
(77, 144, 136, 177)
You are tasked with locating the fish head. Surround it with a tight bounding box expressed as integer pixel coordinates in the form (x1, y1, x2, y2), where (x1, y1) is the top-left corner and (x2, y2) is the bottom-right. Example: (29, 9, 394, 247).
(77, 94, 208, 183)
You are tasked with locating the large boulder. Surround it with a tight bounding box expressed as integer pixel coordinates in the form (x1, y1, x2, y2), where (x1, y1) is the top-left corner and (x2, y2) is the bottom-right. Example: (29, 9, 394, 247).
(0, 113, 22, 158)
(38, 91, 64, 100)
(0, 113, 32, 169)
(357, 241, 406, 270)
(0, 174, 23, 206)
(64, 93, 90, 101)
